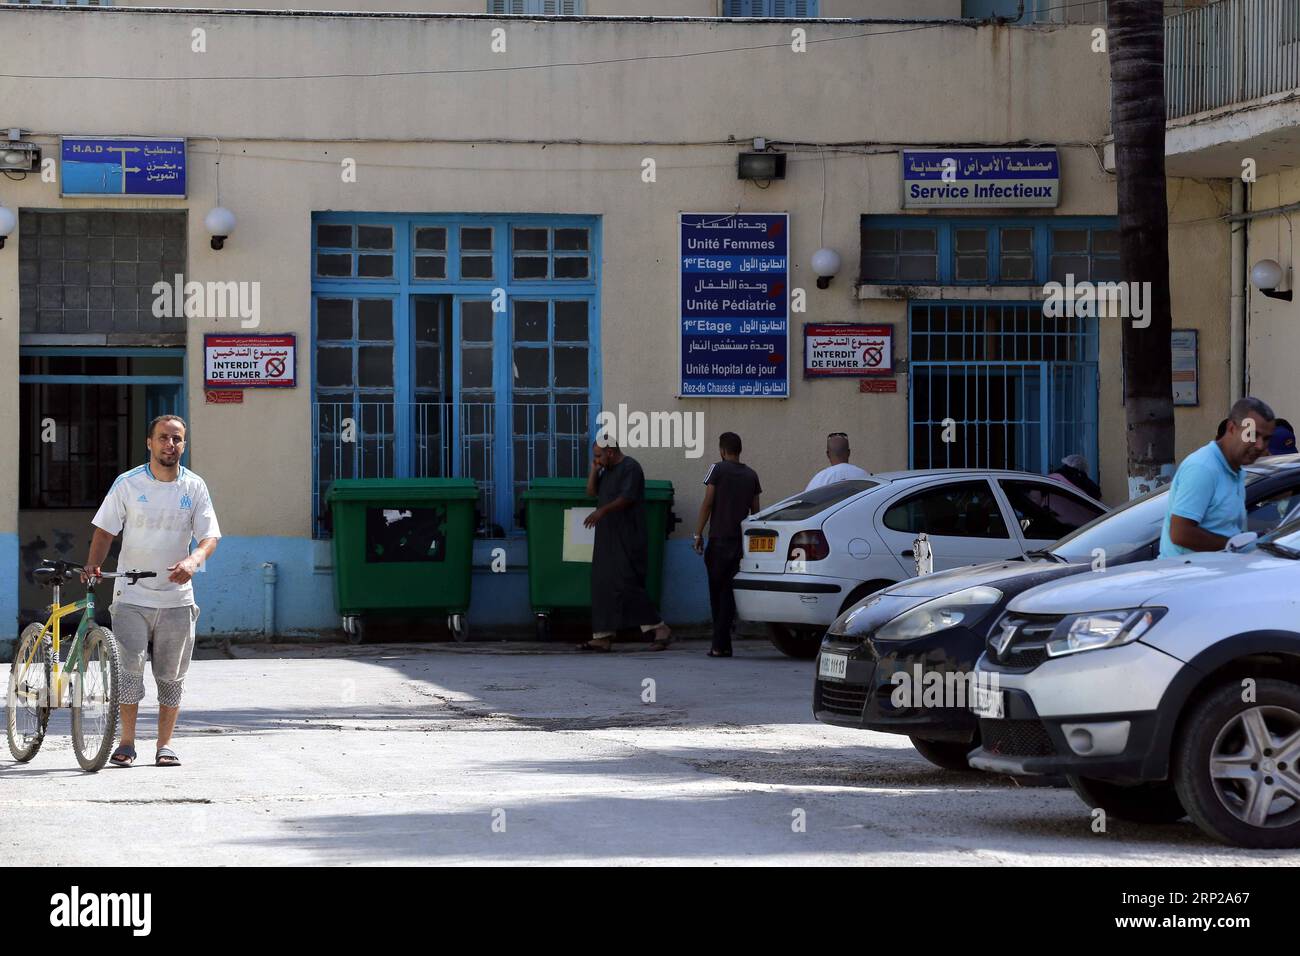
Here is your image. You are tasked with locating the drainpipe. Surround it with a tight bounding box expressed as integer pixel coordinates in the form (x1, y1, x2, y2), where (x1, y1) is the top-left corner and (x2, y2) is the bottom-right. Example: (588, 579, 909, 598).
(261, 561, 277, 639)
(1230, 179, 1247, 402)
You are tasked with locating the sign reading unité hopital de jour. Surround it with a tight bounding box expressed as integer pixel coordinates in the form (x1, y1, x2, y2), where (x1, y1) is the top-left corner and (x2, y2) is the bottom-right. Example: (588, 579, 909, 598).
(901, 148, 1060, 208)
(680, 213, 789, 398)
(60, 137, 186, 198)
(204, 334, 296, 389)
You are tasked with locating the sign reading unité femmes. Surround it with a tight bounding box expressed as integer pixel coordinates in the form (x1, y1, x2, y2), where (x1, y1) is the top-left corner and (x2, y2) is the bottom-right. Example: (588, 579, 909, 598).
(901, 148, 1060, 208)
(680, 213, 789, 398)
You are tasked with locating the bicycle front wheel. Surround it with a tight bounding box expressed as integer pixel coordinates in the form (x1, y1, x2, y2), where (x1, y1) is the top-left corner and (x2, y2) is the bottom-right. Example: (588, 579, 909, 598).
(70, 626, 121, 772)
(6, 623, 52, 762)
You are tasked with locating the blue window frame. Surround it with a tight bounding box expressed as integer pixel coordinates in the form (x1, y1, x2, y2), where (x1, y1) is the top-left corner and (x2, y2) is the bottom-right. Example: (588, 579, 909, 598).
(859, 216, 1119, 286)
(892, 218, 1112, 484)
(962, 0, 1072, 23)
(311, 213, 601, 538)
(724, 0, 819, 15)
(487, 0, 584, 14)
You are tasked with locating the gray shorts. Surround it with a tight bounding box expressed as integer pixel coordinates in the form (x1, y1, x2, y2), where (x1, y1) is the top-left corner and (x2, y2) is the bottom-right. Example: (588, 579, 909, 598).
(111, 603, 199, 708)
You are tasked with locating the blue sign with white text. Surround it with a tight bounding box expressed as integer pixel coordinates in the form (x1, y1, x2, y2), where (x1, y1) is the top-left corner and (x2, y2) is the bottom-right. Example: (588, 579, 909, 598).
(902, 148, 1059, 208)
(61, 137, 187, 197)
(680, 213, 789, 398)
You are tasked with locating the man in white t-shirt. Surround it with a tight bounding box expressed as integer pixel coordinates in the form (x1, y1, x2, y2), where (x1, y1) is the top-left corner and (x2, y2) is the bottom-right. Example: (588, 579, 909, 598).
(83, 415, 221, 768)
(805, 432, 870, 491)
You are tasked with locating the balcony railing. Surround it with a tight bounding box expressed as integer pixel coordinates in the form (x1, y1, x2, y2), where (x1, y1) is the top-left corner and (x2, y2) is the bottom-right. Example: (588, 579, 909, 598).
(1166, 0, 1300, 119)
(312, 401, 593, 537)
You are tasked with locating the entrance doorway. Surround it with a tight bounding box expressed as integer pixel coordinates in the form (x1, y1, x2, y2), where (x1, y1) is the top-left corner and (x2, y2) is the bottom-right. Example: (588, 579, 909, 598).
(17, 349, 186, 624)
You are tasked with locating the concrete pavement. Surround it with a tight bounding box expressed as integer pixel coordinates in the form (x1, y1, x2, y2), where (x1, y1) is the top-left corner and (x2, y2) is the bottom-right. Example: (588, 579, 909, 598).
(3, 638, 1296, 866)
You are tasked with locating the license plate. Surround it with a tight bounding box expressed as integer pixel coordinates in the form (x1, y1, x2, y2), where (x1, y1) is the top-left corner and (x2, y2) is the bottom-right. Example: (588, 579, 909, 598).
(971, 684, 1005, 719)
(748, 535, 776, 553)
(818, 652, 847, 680)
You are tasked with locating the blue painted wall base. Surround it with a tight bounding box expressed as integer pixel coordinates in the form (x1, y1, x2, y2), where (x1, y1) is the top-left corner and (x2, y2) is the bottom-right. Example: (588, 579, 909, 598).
(177, 534, 712, 640)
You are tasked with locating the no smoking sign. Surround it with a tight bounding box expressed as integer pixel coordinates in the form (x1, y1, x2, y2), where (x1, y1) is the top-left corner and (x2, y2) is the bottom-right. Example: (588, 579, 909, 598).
(204, 334, 297, 389)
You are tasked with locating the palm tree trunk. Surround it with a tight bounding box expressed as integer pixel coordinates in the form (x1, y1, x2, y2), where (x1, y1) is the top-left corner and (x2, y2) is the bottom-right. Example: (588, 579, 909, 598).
(1107, 0, 1175, 498)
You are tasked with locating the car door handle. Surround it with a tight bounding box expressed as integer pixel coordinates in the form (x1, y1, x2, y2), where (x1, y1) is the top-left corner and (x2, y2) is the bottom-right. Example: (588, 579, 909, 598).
(900, 549, 914, 558)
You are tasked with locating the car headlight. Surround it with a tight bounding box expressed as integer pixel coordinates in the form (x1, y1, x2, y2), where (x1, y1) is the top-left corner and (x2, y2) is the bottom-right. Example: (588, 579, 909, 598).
(872, 586, 1003, 641)
(827, 594, 888, 637)
(1045, 607, 1166, 658)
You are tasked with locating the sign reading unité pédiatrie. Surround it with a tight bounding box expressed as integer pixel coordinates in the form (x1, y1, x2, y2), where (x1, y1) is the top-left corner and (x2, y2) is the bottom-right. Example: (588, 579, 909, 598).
(902, 148, 1060, 208)
(60, 137, 187, 198)
(680, 213, 789, 398)
(204, 334, 296, 389)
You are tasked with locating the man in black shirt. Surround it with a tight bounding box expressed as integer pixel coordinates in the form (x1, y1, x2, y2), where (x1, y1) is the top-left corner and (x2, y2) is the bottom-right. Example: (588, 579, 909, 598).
(693, 432, 762, 657)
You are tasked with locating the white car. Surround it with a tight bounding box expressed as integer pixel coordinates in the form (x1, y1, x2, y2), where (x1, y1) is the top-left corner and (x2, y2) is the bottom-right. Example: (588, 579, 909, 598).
(732, 469, 1107, 658)
(969, 519, 1300, 848)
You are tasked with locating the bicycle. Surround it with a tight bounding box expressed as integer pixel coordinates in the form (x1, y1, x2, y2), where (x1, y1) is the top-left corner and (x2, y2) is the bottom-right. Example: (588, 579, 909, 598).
(5, 559, 155, 772)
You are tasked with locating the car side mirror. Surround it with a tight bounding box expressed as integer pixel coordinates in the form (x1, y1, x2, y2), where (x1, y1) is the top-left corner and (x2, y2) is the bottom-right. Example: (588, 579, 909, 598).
(1225, 531, 1258, 552)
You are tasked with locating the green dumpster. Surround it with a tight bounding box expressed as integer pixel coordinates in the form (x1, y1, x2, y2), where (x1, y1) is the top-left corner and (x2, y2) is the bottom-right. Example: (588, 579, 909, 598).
(326, 478, 479, 644)
(521, 477, 675, 641)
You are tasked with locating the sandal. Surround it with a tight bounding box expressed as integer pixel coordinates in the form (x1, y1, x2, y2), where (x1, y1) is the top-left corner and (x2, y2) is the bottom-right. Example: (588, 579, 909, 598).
(155, 746, 181, 767)
(706, 649, 732, 658)
(648, 625, 674, 651)
(578, 639, 612, 653)
(110, 744, 136, 767)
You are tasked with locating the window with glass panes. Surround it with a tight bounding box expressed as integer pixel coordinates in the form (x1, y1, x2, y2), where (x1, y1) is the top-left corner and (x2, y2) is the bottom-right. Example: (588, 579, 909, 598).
(311, 214, 600, 537)
(859, 217, 1118, 286)
(487, 0, 583, 13)
(724, 0, 820, 16)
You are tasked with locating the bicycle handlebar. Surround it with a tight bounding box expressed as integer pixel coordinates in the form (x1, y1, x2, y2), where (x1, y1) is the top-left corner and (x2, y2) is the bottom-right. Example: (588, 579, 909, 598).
(36, 559, 156, 585)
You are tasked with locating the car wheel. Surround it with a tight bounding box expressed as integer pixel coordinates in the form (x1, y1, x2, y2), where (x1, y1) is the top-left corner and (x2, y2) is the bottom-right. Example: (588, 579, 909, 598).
(1066, 775, 1186, 824)
(910, 736, 977, 772)
(768, 623, 822, 659)
(1173, 678, 1300, 849)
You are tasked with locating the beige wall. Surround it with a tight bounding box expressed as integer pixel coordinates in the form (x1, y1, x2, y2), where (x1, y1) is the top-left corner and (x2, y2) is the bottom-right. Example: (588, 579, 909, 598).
(101, 1, 967, 17)
(0, 10, 1115, 543)
(1242, 169, 1300, 423)
(1166, 177, 1233, 461)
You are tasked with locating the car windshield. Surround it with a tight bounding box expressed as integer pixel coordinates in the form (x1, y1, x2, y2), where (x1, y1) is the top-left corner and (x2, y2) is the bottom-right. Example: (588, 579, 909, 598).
(1050, 470, 1268, 562)
(1254, 504, 1300, 551)
(756, 480, 878, 521)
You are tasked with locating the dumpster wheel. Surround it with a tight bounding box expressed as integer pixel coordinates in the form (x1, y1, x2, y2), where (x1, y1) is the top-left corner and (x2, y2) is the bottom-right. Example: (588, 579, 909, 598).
(535, 613, 552, 643)
(343, 615, 366, 646)
(448, 613, 469, 643)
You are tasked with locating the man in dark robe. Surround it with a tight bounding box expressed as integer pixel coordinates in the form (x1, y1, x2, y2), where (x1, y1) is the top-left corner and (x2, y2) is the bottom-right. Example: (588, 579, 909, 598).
(579, 440, 671, 652)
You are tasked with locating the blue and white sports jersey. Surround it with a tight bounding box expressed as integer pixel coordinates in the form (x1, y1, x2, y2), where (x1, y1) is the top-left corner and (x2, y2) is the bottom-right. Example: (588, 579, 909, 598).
(91, 464, 222, 608)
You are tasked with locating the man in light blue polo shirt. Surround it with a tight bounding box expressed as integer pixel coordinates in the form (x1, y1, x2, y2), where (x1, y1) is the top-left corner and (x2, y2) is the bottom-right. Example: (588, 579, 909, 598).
(1159, 396, 1276, 557)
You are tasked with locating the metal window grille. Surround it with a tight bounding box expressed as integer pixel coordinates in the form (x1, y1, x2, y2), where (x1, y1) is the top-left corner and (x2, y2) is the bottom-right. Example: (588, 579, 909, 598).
(1166, 0, 1300, 119)
(909, 303, 1100, 481)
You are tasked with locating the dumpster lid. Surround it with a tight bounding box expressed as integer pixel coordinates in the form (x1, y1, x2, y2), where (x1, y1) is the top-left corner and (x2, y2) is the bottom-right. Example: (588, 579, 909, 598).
(325, 478, 479, 503)
(520, 477, 673, 501)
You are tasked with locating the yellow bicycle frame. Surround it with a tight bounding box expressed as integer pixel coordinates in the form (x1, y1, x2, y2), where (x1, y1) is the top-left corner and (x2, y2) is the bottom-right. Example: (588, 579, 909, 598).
(16, 589, 95, 710)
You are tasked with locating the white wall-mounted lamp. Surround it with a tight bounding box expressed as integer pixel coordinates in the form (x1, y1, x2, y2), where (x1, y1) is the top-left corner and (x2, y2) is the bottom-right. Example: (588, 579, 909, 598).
(811, 247, 842, 289)
(1251, 257, 1292, 301)
(204, 206, 236, 250)
(0, 205, 16, 250)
